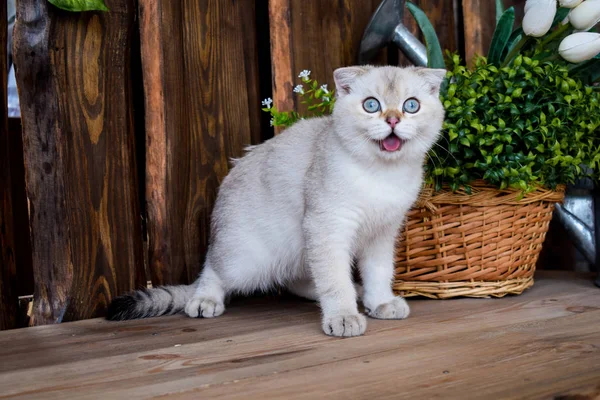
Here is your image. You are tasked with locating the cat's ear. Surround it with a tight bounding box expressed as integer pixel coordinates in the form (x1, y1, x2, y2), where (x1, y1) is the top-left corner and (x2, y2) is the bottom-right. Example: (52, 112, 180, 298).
(415, 68, 447, 95)
(333, 66, 371, 96)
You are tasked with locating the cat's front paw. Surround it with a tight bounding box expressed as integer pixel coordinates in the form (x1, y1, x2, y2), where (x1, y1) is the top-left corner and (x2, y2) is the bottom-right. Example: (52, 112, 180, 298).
(366, 297, 410, 320)
(184, 297, 225, 318)
(322, 313, 367, 337)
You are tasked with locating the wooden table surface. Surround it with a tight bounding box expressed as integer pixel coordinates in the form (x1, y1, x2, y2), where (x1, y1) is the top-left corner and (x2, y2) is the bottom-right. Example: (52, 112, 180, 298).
(0, 272, 599, 399)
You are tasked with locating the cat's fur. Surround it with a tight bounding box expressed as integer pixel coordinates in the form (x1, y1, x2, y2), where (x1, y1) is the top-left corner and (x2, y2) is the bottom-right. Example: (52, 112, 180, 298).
(107, 65, 446, 337)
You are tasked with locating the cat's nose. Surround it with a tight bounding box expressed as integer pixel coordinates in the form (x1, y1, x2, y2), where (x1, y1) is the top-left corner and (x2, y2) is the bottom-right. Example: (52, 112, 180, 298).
(386, 117, 399, 129)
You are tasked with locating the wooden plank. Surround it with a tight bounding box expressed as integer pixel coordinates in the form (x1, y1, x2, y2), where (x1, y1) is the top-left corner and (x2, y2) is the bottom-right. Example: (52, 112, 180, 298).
(141, 0, 261, 285)
(0, 0, 18, 330)
(462, 0, 494, 63)
(270, 0, 387, 120)
(462, 0, 525, 64)
(0, 273, 598, 399)
(12, 0, 145, 325)
(268, 0, 294, 134)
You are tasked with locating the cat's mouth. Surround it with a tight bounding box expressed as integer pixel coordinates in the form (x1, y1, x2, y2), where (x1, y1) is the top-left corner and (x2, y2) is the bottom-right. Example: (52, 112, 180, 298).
(378, 134, 404, 152)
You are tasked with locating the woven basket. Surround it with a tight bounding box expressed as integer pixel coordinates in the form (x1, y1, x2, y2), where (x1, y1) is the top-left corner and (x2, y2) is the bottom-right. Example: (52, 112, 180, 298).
(393, 181, 565, 299)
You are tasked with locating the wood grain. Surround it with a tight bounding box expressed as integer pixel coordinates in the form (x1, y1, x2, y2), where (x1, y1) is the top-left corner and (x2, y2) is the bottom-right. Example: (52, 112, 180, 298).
(462, 0, 525, 64)
(270, 0, 387, 119)
(141, 0, 261, 285)
(12, 0, 145, 325)
(269, 0, 294, 135)
(0, 273, 598, 399)
(0, 2, 18, 330)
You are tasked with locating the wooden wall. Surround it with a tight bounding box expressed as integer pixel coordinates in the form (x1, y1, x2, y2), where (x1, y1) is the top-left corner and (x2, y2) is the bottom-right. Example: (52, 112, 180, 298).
(13, 0, 145, 325)
(270, 0, 389, 117)
(3, 0, 526, 329)
(139, 0, 262, 286)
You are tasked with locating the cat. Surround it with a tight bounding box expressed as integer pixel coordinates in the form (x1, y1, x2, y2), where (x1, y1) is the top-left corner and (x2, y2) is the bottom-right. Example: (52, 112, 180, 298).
(107, 65, 446, 337)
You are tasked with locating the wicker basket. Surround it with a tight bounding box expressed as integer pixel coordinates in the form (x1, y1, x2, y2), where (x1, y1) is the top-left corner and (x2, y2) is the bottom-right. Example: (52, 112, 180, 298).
(393, 181, 565, 299)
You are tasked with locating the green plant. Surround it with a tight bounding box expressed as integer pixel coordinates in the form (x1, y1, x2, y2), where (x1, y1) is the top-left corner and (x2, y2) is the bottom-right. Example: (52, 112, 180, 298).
(262, 70, 335, 128)
(48, 0, 109, 12)
(431, 52, 600, 193)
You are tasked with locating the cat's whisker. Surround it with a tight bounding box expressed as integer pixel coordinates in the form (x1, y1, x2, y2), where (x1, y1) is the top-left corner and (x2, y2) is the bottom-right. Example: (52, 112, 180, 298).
(434, 137, 459, 164)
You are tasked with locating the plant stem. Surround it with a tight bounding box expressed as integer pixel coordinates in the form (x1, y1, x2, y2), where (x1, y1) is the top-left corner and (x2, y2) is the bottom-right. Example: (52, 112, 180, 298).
(539, 53, 560, 63)
(501, 35, 529, 67)
(537, 23, 570, 51)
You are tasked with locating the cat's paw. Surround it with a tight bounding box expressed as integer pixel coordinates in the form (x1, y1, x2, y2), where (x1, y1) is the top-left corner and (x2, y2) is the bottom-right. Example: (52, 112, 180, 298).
(322, 313, 367, 337)
(184, 297, 225, 318)
(366, 297, 410, 320)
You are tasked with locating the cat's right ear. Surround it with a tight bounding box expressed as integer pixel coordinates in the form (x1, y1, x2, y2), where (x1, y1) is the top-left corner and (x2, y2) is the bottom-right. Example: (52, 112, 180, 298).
(333, 66, 370, 96)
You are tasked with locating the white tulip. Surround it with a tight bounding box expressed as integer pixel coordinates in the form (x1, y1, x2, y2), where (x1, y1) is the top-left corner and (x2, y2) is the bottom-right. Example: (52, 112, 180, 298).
(559, 0, 584, 8)
(558, 32, 600, 62)
(523, 0, 557, 37)
(569, 0, 600, 31)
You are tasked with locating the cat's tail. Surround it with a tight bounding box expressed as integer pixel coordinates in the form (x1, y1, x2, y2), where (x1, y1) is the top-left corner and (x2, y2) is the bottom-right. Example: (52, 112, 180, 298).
(106, 284, 195, 321)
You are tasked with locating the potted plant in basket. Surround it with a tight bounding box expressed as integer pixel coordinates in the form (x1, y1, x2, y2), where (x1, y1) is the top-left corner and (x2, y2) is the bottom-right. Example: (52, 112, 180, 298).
(263, 0, 600, 299)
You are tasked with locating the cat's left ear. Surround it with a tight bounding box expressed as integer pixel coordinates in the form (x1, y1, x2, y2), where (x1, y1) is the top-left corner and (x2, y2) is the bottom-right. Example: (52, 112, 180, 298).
(333, 66, 371, 96)
(416, 68, 448, 95)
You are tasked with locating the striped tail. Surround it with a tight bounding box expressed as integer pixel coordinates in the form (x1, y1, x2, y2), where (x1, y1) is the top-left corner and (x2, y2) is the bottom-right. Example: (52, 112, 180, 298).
(106, 285, 195, 321)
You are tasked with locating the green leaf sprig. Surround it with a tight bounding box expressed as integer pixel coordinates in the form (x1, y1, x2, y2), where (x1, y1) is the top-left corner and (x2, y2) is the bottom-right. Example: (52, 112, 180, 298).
(262, 70, 335, 128)
(48, 0, 109, 12)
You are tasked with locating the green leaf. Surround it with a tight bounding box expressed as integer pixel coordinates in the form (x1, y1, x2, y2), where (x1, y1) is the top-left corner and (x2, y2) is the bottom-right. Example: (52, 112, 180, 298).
(407, 2, 445, 69)
(48, 0, 109, 11)
(553, 7, 570, 27)
(502, 28, 523, 61)
(488, 7, 515, 66)
(495, 0, 504, 24)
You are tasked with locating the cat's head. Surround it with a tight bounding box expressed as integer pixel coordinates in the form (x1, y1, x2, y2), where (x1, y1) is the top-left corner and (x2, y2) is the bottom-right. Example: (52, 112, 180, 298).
(331, 65, 446, 164)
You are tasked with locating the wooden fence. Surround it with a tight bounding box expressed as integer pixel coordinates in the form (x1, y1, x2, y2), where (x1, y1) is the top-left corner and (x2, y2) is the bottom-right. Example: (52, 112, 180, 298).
(1, 0, 525, 330)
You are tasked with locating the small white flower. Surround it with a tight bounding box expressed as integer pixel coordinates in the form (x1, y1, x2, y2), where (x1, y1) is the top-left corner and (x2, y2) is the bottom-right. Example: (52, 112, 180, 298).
(320, 84, 329, 94)
(298, 70, 311, 79)
(323, 96, 330, 102)
(293, 85, 304, 94)
(269, 118, 274, 126)
(261, 98, 273, 109)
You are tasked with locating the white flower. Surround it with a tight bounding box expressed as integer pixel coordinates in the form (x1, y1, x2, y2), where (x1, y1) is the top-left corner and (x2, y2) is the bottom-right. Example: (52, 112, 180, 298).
(523, 0, 557, 37)
(559, 32, 600, 62)
(320, 84, 329, 94)
(269, 118, 274, 126)
(293, 85, 304, 94)
(559, 0, 584, 8)
(298, 70, 311, 79)
(261, 98, 273, 109)
(323, 96, 330, 102)
(569, 0, 600, 31)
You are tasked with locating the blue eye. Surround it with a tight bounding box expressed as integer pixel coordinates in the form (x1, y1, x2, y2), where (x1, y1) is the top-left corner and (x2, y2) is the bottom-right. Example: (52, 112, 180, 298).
(362, 97, 380, 113)
(403, 98, 420, 113)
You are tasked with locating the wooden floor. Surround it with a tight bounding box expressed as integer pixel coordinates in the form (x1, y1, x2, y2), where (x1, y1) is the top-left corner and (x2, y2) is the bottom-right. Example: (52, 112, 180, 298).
(0, 272, 599, 400)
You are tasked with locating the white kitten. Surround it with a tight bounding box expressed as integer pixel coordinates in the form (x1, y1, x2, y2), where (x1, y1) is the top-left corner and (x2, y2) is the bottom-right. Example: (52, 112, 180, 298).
(107, 65, 446, 337)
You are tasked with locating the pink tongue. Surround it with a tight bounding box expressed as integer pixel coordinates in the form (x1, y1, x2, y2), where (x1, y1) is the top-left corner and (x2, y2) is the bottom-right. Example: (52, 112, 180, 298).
(382, 135, 401, 152)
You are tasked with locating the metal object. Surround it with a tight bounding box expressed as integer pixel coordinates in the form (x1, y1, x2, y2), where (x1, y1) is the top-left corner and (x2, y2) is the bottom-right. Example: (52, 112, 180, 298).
(554, 178, 600, 288)
(358, 0, 428, 66)
(555, 203, 596, 264)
